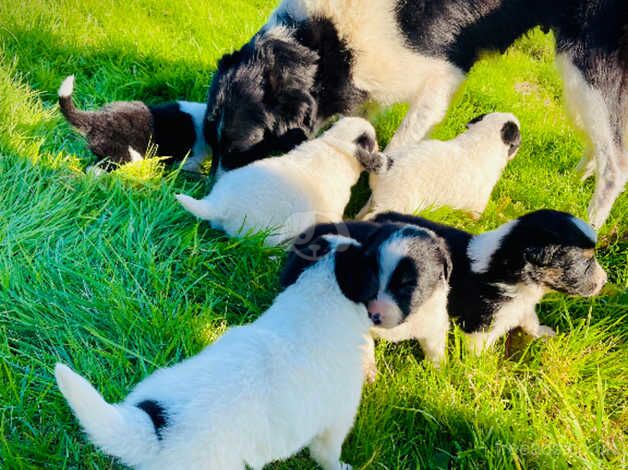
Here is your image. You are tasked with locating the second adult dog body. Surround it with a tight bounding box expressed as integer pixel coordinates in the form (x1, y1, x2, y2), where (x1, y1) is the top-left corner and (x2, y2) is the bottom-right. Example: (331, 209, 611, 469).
(177, 117, 381, 246)
(359, 113, 521, 218)
(55, 236, 384, 470)
(205, 0, 627, 228)
(58, 76, 208, 172)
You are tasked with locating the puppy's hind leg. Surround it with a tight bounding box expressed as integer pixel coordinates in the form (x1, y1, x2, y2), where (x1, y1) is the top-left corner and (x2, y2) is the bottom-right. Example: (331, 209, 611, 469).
(309, 425, 353, 470)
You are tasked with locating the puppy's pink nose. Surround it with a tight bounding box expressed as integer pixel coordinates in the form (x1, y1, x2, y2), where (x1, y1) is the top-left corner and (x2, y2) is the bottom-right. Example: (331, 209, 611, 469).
(368, 299, 387, 314)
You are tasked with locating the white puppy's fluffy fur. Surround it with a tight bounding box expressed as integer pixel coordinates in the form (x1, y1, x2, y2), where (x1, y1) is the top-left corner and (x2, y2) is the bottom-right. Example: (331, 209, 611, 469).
(360, 113, 520, 218)
(177, 117, 380, 246)
(55, 236, 375, 470)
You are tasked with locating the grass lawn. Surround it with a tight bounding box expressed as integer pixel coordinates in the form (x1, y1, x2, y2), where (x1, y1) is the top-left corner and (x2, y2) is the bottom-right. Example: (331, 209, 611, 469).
(0, 0, 626, 468)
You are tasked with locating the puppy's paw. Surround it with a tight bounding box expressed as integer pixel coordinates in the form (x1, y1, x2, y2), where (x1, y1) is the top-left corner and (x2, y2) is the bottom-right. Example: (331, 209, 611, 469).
(537, 325, 556, 338)
(338, 462, 353, 470)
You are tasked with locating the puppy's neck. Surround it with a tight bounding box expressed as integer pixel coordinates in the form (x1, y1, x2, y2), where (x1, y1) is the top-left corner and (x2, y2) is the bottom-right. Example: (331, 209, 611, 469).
(467, 220, 519, 274)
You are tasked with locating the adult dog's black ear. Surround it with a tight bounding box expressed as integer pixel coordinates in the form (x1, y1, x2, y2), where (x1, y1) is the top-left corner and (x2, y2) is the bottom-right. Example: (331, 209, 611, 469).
(261, 38, 319, 130)
(335, 243, 379, 305)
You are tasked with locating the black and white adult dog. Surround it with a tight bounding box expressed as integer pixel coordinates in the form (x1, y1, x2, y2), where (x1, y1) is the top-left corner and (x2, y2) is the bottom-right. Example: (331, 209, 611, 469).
(56, 235, 395, 470)
(282, 222, 452, 368)
(59, 76, 208, 172)
(204, 0, 627, 228)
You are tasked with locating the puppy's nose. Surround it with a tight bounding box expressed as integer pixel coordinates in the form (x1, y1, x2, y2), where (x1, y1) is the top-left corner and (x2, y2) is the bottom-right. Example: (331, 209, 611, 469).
(369, 312, 382, 325)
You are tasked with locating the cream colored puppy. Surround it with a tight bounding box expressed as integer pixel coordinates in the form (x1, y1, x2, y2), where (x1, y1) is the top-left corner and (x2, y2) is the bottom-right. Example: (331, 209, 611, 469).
(177, 117, 381, 246)
(358, 113, 521, 218)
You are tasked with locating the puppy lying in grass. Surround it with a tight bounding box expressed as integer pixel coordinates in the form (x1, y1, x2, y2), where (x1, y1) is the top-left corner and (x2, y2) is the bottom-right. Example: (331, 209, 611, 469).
(176, 117, 385, 246)
(56, 234, 397, 470)
(374, 210, 607, 354)
(58, 75, 208, 173)
(358, 113, 521, 218)
(282, 222, 452, 370)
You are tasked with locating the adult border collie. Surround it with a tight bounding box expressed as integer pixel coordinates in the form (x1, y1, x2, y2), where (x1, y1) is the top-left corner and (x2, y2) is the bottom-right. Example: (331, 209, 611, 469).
(204, 0, 627, 228)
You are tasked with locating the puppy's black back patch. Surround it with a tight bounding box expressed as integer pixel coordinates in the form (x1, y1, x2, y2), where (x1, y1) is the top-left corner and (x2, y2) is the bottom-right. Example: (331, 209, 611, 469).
(136, 400, 168, 440)
(467, 113, 487, 125)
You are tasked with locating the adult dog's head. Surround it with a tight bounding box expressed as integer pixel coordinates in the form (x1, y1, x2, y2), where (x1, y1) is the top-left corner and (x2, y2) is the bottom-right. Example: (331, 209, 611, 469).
(205, 28, 319, 177)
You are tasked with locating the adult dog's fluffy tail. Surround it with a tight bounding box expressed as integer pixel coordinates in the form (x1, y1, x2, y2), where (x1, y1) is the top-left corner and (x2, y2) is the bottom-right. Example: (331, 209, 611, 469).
(55, 364, 160, 466)
(58, 76, 93, 134)
(176, 194, 215, 220)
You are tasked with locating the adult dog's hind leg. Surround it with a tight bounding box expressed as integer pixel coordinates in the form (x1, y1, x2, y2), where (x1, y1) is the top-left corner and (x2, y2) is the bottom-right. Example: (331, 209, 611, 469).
(557, 53, 628, 229)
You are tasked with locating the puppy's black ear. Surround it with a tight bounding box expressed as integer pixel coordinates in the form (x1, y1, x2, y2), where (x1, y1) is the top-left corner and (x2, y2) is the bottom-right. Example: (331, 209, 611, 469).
(353, 132, 392, 174)
(335, 244, 379, 304)
(523, 246, 553, 267)
(501, 121, 521, 156)
(280, 235, 332, 288)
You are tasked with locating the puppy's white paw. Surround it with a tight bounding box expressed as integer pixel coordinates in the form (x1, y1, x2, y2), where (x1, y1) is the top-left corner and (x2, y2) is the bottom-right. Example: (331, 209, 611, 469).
(536, 325, 556, 338)
(338, 462, 353, 470)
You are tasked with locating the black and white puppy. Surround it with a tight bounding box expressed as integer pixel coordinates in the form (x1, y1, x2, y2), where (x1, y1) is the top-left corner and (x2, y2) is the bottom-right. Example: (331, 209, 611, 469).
(177, 117, 384, 246)
(204, 0, 627, 228)
(56, 235, 390, 470)
(373, 210, 608, 353)
(282, 222, 452, 368)
(58, 76, 208, 173)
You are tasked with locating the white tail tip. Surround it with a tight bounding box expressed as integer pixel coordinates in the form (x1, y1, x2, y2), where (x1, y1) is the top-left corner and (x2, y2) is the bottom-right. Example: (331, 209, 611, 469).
(58, 75, 75, 98)
(128, 146, 144, 162)
(176, 194, 213, 220)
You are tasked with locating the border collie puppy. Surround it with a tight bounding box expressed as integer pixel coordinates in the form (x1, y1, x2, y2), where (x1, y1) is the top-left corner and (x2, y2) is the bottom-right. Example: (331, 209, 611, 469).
(358, 113, 520, 218)
(58, 76, 208, 172)
(55, 235, 391, 470)
(282, 222, 452, 368)
(176, 117, 384, 246)
(373, 210, 608, 353)
(203, 0, 627, 228)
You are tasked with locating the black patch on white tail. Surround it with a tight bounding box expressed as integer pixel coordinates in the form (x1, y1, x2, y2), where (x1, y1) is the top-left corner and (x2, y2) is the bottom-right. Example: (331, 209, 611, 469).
(136, 400, 168, 440)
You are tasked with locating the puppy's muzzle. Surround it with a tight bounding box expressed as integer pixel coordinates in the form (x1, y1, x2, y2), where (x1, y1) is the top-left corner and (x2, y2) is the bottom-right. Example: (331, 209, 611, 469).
(367, 298, 403, 329)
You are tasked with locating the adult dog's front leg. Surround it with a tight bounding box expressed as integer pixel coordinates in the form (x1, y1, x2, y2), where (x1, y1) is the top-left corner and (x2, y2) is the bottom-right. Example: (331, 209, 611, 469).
(386, 70, 463, 151)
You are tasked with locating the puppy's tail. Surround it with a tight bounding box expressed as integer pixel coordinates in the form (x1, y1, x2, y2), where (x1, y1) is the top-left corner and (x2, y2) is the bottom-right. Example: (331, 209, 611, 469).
(176, 193, 215, 220)
(58, 76, 94, 134)
(55, 364, 161, 466)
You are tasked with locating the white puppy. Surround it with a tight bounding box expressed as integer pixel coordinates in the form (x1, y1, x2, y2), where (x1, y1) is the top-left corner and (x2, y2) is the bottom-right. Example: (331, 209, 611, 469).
(55, 235, 390, 470)
(176, 117, 382, 246)
(358, 113, 521, 218)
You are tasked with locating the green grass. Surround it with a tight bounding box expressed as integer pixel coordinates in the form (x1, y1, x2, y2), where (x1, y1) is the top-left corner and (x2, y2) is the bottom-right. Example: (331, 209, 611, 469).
(0, 1, 626, 468)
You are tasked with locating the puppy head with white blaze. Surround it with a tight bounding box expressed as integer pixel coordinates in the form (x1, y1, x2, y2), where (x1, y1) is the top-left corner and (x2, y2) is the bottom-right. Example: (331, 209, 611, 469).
(365, 225, 451, 328)
(281, 223, 451, 329)
(469, 209, 607, 296)
(466, 112, 521, 159)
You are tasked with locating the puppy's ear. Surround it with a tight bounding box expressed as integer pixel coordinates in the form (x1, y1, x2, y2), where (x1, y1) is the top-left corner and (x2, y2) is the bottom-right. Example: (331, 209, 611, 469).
(280, 235, 332, 288)
(501, 121, 521, 157)
(523, 245, 553, 267)
(335, 244, 379, 304)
